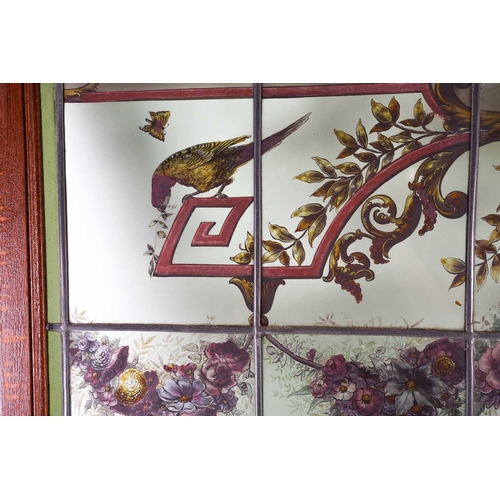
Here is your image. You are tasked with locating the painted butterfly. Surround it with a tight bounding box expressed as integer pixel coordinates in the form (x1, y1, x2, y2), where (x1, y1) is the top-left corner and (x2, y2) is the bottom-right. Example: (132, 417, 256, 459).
(139, 110, 171, 141)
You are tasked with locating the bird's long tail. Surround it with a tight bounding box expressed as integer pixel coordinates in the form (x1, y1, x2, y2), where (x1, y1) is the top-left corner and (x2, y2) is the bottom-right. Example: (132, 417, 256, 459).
(235, 113, 311, 165)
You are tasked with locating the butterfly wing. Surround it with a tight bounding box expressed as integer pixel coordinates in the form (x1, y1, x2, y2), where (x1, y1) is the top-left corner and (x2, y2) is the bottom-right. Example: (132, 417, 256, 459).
(140, 111, 171, 141)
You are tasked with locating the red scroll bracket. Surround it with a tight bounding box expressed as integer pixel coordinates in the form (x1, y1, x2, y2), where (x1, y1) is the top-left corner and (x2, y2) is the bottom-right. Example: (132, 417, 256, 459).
(154, 196, 254, 277)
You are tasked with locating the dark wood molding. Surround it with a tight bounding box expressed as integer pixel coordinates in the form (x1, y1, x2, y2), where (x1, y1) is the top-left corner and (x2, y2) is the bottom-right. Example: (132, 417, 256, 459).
(0, 83, 48, 415)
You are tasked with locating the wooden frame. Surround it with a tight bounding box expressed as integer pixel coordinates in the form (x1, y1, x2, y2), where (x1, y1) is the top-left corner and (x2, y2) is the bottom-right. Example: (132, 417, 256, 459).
(0, 83, 49, 415)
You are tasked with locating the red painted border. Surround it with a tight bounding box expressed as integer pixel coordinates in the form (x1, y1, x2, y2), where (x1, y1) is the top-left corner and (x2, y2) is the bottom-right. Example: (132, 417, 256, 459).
(154, 134, 471, 279)
(66, 84, 444, 117)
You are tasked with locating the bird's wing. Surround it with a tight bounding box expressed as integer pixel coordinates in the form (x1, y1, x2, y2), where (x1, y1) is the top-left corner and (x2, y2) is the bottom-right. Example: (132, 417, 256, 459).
(165, 135, 250, 170)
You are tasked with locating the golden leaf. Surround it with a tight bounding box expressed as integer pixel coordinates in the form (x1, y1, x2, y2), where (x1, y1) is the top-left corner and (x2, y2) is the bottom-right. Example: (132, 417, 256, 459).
(311, 180, 335, 199)
(441, 257, 466, 274)
(262, 249, 283, 263)
(490, 228, 500, 243)
(482, 214, 500, 227)
(334, 129, 358, 148)
(336, 162, 361, 175)
(244, 232, 254, 254)
(337, 146, 359, 159)
(389, 134, 414, 144)
(491, 254, 500, 283)
(476, 239, 497, 253)
(292, 240, 305, 266)
(291, 204, 324, 218)
(381, 152, 394, 169)
(294, 170, 326, 183)
(493, 165, 500, 171)
(332, 186, 349, 210)
(326, 178, 350, 198)
(401, 140, 422, 156)
(348, 174, 363, 198)
(431, 133, 448, 143)
(423, 113, 435, 126)
(365, 159, 380, 181)
(369, 141, 386, 152)
(369, 122, 392, 134)
(354, 152, 377, 163)
(378, 133, 394, 151)
(279, 251, 290, 267)
(230, 252, 252, 265)
(388, 97, 400, 122)
(476, 262, 488, 291)
(356, 119, 368, 148)
(413, 98, 426, 125)
(269, 223, 296, 243)
(296, 214, 318, 232)
(312, 157, 337, 177)
(449, 272, 466, 290)
(308, 213, 327, 247)
(475, 246, 487, 260)
(370, 99, 393, 123)
(263, 240, 284, 252)
(400, 118, 420, 127)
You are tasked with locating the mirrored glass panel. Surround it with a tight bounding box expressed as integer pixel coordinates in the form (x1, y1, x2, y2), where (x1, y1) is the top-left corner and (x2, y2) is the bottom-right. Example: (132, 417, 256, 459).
(474, 83, 500, 332)
(261, 84, 470, 330)
(70, 331, 255, 416)
(263, 334, 466, 416)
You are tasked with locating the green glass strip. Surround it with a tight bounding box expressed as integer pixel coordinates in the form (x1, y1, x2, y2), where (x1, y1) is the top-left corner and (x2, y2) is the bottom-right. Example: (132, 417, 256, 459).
(48, 330, 63, 415)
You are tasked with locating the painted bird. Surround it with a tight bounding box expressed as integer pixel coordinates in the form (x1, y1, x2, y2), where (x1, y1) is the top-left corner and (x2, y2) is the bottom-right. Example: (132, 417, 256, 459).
(151, 113, 311, 211)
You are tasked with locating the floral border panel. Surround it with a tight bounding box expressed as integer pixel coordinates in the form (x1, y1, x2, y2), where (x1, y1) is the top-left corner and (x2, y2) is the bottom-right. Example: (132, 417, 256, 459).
(474, 338, 500, 415)
(70, 331, 255, 416)
(263, 334, 466, 416)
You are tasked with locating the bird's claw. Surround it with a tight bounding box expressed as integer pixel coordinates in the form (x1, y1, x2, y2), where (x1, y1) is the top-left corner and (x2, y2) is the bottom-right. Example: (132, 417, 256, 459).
(213, 193, 228, 199)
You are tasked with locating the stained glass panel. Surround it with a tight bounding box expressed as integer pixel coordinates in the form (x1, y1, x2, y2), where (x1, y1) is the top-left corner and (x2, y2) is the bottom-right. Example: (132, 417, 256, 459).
(70, 331, 255, 416)
(263, 334, 466, 416)
(261, 85, 470, 329)
(65, 97, 254, 325)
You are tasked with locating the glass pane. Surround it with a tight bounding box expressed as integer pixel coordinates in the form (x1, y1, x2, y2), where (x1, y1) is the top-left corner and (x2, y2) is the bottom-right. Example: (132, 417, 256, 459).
(70, 331, 255, 416)
(474, 338, 500, 415)
(48, 330, 63, 416)
(263, 334, 466, 416)
(474, 83, 500, 332)
(64, 96, 254, 325)
(261, 84, 470, 329)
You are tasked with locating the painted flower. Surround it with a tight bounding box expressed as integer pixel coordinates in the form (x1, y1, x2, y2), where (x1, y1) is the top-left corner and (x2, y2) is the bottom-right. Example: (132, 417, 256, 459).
(205, 339, 250, 375)
(323, 354, 348, 381)
(199, 360, 237, 395)
(310, 378, 330, 399)
(400, 346, 421, 367)
(418, 338, 465, 386)
(336, 399, 358, 416)
(178, 363, 197, 380)
(90, 345, 111, 370)
(158, 377, 213, 414)
(480, 390, 500, 409)
(214, 390, 238, 412)
(405, 404, 438, 416)
(347, 361, 381, 388)
(114, 371, 162, 416)
(351, 386, 385, 415)
(475, 367, 492, 393)
(200, 339, 250, 395)
(331, 378, 356, 401)
(385, 360, 448, 416)
(93, 383, 118, 407)
(478, 342, 500, 390)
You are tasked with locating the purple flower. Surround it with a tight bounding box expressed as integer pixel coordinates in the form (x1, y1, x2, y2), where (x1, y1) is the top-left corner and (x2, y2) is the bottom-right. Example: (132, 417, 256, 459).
(385, 360, 448, 415)
(405, 405, 438, 416)
(158, 377, 213, 414)
(177, 363, 197, 380)
(90, 345, 111, 370)
(481, 390, 500, 409)
(351, 387, 384, 415)
(93, 384, 118, 407)
(400, 346, 421, 367)
(418, 338, 465, 386)
(310, 378, 330, 399)
(347, 361, 381, 388)
(331, 378, 356, 401)
(214, 390, 238, 412)
(336, 399, 358, 416)
(478, 342, 500, 391)
(323, 355, 348, 381)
